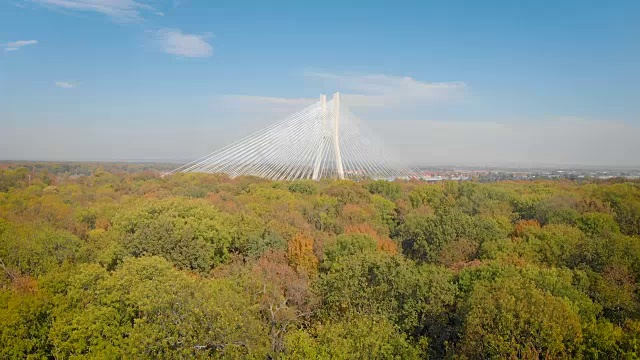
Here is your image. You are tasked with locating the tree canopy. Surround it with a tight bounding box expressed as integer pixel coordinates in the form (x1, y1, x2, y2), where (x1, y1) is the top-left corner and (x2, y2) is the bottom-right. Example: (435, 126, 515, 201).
(1, 163, 640, 358)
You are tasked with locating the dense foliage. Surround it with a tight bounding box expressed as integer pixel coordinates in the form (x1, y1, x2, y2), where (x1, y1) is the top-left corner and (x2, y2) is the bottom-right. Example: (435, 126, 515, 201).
(1, 163, 640, 359)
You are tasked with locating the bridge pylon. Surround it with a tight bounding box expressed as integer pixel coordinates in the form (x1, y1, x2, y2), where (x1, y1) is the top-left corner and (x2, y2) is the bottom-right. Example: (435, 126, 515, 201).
(171, 92, 418, 181)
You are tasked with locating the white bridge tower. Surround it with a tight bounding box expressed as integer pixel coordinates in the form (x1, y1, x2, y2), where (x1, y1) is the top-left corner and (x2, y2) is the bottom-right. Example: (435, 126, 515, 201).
(333, 92, 345, 179)
(172, 92, 417, 181)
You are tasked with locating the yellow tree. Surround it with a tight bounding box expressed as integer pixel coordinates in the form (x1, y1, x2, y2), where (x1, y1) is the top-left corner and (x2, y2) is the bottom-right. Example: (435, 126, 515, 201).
(287, 233, 318, 276)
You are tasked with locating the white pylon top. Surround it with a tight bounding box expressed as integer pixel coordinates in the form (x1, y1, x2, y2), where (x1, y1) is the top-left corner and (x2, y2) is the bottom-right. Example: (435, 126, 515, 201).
(172, 93, 418, 181)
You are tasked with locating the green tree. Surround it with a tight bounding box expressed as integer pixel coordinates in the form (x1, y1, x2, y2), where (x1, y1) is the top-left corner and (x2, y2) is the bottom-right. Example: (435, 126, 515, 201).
(597, 183, 640, 236)
(0, 287, 53, 359)
(46, 257, 270, 359)
(317, 250, 457, 356)
(366, 180, 402, 201)
(288, 180, 318, 195)
(577, 212, 620, 236)
(322, 233, 377, 269)
(458, 277, 583, 359)
(408, 184, 444, 209)
(112, 198, 235, 272)
(323, 180, 371, 206)
(284, 316, 424, 359)
(397, 210, 507, 264)
(0, 222, 81, 277)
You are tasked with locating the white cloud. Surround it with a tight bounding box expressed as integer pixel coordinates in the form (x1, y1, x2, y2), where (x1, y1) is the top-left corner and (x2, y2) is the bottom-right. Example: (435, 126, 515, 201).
(305, 72, 467, 107)
(157, 29, 213, 58)
(8, 40, 38, 47)
(32, 0, 155, 22)
(55, 81, 79, 88)
(154, 11, 164, 16)
(4, 39, 37, 51)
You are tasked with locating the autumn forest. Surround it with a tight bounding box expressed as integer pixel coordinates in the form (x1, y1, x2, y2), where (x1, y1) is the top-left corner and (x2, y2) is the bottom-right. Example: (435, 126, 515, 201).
(1, 163, 640, 359)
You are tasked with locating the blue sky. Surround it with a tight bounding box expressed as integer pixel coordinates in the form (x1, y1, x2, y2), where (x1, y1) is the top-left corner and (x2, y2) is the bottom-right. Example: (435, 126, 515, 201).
(1, 0, 639, 166)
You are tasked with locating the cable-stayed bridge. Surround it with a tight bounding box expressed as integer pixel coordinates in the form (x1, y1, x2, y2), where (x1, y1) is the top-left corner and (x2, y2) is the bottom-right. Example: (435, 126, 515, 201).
(172, 93, 418, 181)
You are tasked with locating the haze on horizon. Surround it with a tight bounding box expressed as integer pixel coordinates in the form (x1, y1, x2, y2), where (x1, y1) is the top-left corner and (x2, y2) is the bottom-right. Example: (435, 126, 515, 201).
(1, 1, 639, 167)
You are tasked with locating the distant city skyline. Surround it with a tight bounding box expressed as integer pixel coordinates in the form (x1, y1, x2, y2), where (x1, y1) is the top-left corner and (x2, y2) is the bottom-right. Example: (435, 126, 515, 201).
(1, 1, 639, 166)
